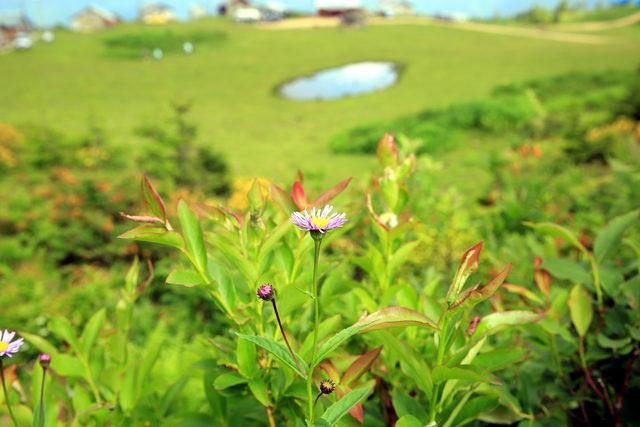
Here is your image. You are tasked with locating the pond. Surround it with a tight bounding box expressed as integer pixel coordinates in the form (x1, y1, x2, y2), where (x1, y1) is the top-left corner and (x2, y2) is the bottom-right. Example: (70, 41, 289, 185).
(279, 61, 399, 101)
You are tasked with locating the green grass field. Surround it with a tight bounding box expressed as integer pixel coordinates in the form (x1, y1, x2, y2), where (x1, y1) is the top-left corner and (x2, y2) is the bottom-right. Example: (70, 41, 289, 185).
(1, 17, 639, 183)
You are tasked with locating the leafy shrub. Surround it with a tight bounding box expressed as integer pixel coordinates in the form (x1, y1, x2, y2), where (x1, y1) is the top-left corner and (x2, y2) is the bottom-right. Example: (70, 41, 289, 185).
(136, 102, 230, 196)
(103, 29, 226, 58)
(330, 93, 537, 155)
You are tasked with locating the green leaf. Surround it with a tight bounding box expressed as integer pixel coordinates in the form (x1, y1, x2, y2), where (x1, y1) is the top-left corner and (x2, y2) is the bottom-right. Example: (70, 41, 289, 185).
(51, 354, 84, 377)
(142, 175, 168, 224)
(160, 377, 189, 415)
(473, 349, 527, 371)
(49, 317, 79, 352)
(118, 225, 185, 251)
(79, 308, 106, 358)
(568, 284, 593, 337)
(178, 200, 208, 274)
(119, 366, 137, 412)
(321, 382, 374, 426)
(237, 339, 258, 379)
(524, 221, 587, 254)
(597, 334, 632, 350)
(432, 366, 500, 385)
(236, 333, 306, 378)
(248, 379, 271, 406)
(542, 258, 592, 284)
(594, 210, 639, 263)
(124, 257, 139, 294)
(378, 331, 433, 398)
(313, 307, 436, 366)
(20, 332, 58, 356)
(395, 415, 423, 427)
(474, 311, 539, 337)
(450, 395, 500, 427)
(214, 372, 248, 390)
(258, 220, 291, 262)
(166, 269, 205, 287)
(389, 241, 420, 278)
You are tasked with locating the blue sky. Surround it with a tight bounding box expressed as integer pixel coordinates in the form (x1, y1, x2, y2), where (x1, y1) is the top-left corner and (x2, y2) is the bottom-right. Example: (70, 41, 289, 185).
(2, 0, 622, 27)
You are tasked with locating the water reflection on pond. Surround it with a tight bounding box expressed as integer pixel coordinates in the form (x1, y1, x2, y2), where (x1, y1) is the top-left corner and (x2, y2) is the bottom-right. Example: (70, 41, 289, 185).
(279, 61, 399, 101)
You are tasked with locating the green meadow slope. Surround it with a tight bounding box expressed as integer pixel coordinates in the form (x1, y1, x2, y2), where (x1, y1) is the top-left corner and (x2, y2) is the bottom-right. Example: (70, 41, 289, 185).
(1, 18, 639, 182)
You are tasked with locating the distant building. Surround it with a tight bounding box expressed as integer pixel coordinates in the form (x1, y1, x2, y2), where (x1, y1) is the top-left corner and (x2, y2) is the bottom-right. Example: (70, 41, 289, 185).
(190, 3, 208, 19)
(0, 10, 33, 50)
(71, 4, 119, 32)
(140, 3, 177, 25)
(378, 0, 414, 17)
(315, 0, 363, 17)
(232, 6, 262, 22)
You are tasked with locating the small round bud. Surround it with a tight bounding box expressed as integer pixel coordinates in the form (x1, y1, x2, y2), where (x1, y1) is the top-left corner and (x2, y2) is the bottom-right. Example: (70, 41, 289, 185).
(256, 284, 275, 301)
(319, 379, 335, 395)
(39, 353, 52, 368)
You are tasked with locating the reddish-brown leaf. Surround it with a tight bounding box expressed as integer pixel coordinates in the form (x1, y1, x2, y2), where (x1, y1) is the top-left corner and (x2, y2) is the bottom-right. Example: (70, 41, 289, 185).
(342, 346, 383, 388)
(291, 181, 308, 210)
(312, 177, 352, 207)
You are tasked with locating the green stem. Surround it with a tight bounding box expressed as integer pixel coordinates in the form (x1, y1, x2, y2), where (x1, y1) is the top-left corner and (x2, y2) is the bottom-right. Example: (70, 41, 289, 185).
(307, 235, 323, 423)
(587, 254, 603, 309)
(429, 315, 449, 424)
(38, 367, 47, 427)
(0, 358, 18, 427)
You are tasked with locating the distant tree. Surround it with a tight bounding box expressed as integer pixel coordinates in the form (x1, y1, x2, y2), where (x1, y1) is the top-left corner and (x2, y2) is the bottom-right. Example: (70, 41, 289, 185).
(136, 102, 230, 196)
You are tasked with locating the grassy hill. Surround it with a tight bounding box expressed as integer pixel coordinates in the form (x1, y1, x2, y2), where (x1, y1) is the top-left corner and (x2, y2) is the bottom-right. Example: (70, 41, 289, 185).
(1, 17, 639, 182)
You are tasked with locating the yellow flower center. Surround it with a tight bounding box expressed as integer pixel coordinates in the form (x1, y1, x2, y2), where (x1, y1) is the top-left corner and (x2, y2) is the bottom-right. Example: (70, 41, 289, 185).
(311, 216, 329, 229)
(0, 342, 8, 352)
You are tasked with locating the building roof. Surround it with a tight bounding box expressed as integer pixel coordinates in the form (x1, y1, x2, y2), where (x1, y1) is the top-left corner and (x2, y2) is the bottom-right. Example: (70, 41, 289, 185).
(0, 10, 31, 29)
(73, 4, 118, 21)
(315, 0, 362, 10)
(140, 3, 175, 14)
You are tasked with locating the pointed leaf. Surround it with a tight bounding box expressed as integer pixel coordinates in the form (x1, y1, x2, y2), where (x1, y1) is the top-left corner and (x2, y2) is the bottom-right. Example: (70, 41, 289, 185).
(524, 222, 587, 254)
(291, 181, 308, 210)
(319, 361, 341, 384)
(543, 258, 591, 284)
(178, 200, 207, 274)
(474, 311, 540, 337)
(449, 264, 512, 313)
(594, 210, 638, 263)
(432, 366, 500, 385)
(213, 372, 248, 390)
(142, 175, 168, 224)
(312, 177, 352, 207)
(166, 269, 205, 287)
(568, 284, 592, 337)
(313, 307, 436, 366)
(321, 381, 374, 426)
(447, 241, 484, 304)
(342, 346, 383, 388)
(79, 308, 106, 358)
(49, 317, 79, 352)
(118, 225, 185, 251)
(20, 333, 58, 356)
(236, 333, 307, 378)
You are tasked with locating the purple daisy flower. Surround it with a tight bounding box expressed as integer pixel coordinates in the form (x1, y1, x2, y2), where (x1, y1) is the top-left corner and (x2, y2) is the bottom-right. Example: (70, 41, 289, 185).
(0, 330, 24, 358)
(290, 205, 347, 233)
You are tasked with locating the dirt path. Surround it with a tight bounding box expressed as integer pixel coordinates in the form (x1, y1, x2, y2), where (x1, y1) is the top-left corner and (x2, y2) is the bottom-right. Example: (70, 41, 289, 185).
(258, 15, 617, 45)
(428, 19, 615, 45)
(556, 10, 640, 32)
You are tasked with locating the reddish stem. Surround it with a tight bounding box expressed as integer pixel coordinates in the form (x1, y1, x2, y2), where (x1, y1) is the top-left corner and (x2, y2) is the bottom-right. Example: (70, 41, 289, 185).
(271, 298, 305, 375)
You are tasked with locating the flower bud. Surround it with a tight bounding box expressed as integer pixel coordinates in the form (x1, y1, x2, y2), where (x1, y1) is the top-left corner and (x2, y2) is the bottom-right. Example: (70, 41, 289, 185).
(39, 353, 52, 369)
(319, 379, 336, 395)
(376, 133, 398, 168)
(256, 284, 275, 301)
